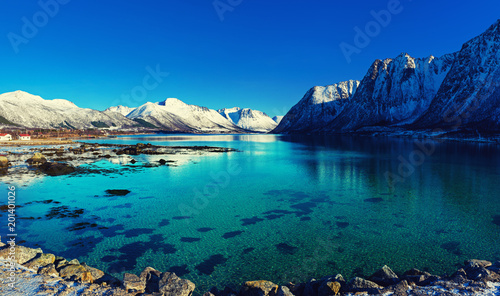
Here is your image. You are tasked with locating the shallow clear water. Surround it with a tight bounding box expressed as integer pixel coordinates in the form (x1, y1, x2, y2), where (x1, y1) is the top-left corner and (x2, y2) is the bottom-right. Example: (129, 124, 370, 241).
(2, 134, 500, 293)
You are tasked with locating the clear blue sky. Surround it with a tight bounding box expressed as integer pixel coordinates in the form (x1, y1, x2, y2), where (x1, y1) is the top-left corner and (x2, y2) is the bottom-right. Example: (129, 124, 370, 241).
(0, 0, 499, 117)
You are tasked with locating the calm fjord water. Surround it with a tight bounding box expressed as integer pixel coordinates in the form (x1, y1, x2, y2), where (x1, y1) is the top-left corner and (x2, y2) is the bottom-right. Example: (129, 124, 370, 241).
(9, 134, 500, 292)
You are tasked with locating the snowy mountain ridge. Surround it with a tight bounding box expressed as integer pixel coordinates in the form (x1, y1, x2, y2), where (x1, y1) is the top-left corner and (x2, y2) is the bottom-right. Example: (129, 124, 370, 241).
(274, 19, 500, 134)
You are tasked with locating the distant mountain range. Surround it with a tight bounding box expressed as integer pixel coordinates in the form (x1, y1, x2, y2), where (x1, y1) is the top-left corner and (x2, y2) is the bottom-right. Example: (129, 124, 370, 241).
(0, 91, 279, 133)
(274, 20, 500, 135)
(2, 20, 498, 136)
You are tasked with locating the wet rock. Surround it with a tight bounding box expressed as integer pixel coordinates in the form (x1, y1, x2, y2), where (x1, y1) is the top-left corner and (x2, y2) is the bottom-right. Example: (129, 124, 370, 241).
(450, 268, 469, 284)
(26, 152, 47, 166)
(159, 272, 196, 296)
(368, 265, 399, 286)
(140, 266, 162, 293)
(23, 253, 56, 271)
(240, 280, 279, 296)
(345, 277, 382, 293)
(488, 261, 500, 274)
(0, 245, 42, 264)
(276, 286, 294, 296)
(318, 281, 341, 296)
(304, 279, 322, 296)
(59, 264, 93, 283)
(465, 259, 492, 269)
(82, 263, 105, 283)
(204, 292, 216, 296)
(123, 273, 145, 293)
(38, 263, 59, 277)
(287, 282, 305, 296)
(0, 156, 9, 168)
(384, 279, 410, 296)
(39, 162, 76, 176)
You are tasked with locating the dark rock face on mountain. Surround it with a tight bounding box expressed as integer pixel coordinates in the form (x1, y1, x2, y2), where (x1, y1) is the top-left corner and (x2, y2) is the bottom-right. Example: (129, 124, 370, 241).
(273, 20, 500, 135)
(411, 20, 500, 132)
(273, 80, 359, 133)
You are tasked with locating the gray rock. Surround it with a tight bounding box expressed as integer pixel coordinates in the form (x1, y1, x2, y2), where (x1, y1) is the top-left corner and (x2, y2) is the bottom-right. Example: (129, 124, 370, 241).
(345, 277, 382, 293)
(318, 281, 341, 296)
(368, 265, 399, 286)
(26, 153, 47, 166)
(59, 264, 93, 283)
(23, 253, 56, 271)
(82, 263, 105, 282)
(276, 286, 294, 296)
(465, 259, 492, 269)
(240, 280, 279, 296)
(303, 279, 319, 296)
(140, 266, 163, 293)
(0, 156, 9, 168)
(38, 263, 59, 277)
(123, 273, 145, 293)
(159, 272, 196, 296)
(384, 279, 410, 296)
(0, 245, 43, 264)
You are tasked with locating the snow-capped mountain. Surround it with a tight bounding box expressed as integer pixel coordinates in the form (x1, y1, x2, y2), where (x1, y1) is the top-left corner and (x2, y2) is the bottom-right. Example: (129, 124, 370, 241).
(0, 91, 137, 129)
(273, 80, 359, 133)
(125, 98, 245, 133)
(272, 116, 284, 124)
(274, 19, 500, 134)
(218, 107, 277, 132)
(104, 105, 136, 117)
(411, 19, 500, 131)
(326, 52, 456, 131)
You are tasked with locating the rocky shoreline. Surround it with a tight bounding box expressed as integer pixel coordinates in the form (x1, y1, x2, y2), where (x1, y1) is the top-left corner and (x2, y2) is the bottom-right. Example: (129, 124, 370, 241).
(0, 142, 238, 178)
(0, 244, 499, 296)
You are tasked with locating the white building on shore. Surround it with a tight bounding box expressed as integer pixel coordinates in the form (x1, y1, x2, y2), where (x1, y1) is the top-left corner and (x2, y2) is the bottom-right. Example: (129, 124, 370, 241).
(0, 133, 12, 141)
(18, 134, 31, 140)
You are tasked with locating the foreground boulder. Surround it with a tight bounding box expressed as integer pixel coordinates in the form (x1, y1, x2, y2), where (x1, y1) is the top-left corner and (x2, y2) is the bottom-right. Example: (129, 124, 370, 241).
(140, 266, 163, 293)
(123, 273, 145, 293)
(39, 162, 76, 176)
(159, 272, 196, 296)
(368, 265, 399, 286)
(0, 156, 9, 168)
(23, 253, 56, 271)
(345, 277, 382, 293)
(0, 245, 42, 264)
(240, 280, 279, 296)
(59, 264, 94, 283)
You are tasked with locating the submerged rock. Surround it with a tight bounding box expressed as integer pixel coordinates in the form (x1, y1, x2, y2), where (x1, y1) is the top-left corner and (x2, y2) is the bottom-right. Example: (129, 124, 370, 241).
(105, 189, 131, 196)
(240, 280, 279, 296)
(39, 162, 76, 176)
(159, 272, 196, 296)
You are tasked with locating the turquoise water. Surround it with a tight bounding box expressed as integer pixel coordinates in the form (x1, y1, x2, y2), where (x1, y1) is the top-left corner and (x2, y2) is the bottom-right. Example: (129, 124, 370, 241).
(2, 134, 500, 293)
